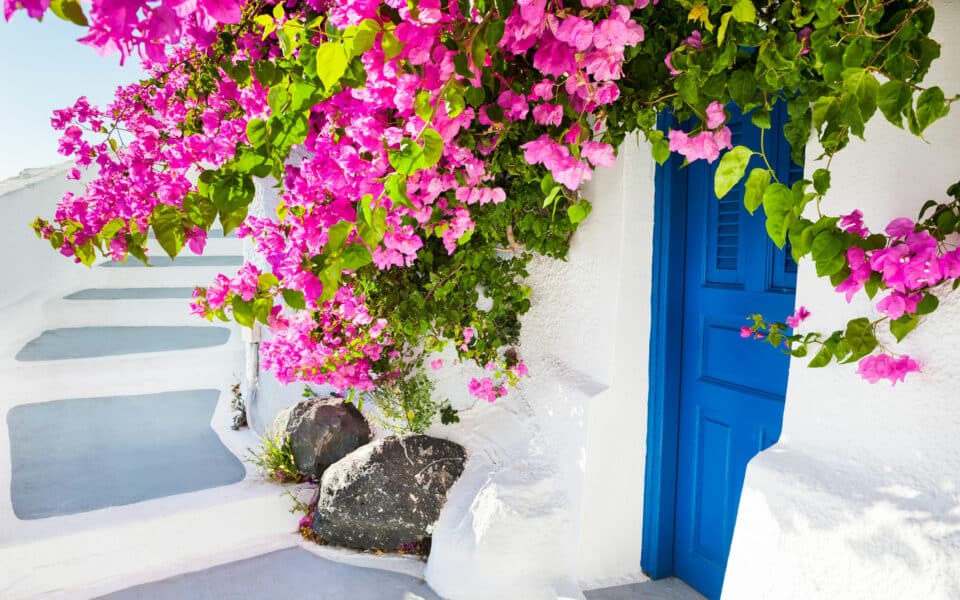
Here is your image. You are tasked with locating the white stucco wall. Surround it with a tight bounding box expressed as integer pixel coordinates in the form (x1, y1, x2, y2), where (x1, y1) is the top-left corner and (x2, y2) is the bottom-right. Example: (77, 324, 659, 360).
(722, 6, 960, 599)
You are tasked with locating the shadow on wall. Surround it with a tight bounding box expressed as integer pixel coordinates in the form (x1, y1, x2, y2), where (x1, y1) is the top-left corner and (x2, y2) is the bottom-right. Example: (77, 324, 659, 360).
(751, 447, 960, 594)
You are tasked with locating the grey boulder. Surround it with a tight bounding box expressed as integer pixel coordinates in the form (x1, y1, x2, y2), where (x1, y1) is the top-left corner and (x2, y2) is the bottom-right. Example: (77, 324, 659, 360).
(314, 435, 466, 549)
(272, 398, 371, 480)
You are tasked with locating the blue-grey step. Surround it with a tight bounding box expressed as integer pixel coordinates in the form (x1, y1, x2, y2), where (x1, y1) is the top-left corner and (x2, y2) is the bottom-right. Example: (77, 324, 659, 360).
(15, 326, 230, 361)
(99, 255, 243, 268)
(585, 578, 706, 600)
(65, 288, 196, 300)
(7, 390, 246, 520)
(97, 547, 444, 600)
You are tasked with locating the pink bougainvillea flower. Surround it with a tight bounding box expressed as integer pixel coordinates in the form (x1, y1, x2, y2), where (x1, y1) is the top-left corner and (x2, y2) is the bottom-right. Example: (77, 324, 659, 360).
(885, 217, 916, 238)
(532, 103, 564, 127)
(664, 51, 679, 76)
(740, 326, 753, 338)
(856, 353, 920, 385)
(839, 209, 869, 238)
(581, 141, 616, 168)
(785, 306, 810, 328)
(199, 0, 242, 24)
(430, 359, 443, 370)
(798, 27, 813, 56)
(705, 101, 726, 129)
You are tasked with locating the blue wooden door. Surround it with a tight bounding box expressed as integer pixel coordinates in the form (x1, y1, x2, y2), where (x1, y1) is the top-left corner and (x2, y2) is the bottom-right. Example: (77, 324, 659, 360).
(671, 107, 799, 599)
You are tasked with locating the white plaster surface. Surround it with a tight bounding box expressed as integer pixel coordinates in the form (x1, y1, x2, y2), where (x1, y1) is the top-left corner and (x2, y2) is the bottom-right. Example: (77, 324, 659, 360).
(722, 6, 960, 599)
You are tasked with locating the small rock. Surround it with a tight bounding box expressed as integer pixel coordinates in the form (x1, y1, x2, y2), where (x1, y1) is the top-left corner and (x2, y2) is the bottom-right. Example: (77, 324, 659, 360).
(314, 435, 466, 550)
(272, 398, 371, 480)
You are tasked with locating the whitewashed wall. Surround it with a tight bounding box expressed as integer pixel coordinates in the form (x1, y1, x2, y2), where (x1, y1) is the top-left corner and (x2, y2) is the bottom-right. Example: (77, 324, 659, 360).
(425, 138, 655, 598)
(722, 5, 960, 599)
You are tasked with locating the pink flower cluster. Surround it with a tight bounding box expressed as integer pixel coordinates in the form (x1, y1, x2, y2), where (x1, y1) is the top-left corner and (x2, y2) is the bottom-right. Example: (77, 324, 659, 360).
(667, 101, 733, 164)
(836, 217, 960, 320)
(260, 286, 390, 392)
(855, 353, 920, 386)
(5, 0, 243, 63)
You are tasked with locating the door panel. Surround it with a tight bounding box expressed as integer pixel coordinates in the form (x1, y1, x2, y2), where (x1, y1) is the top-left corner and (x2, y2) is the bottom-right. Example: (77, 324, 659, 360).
(671, 106, 798, 600)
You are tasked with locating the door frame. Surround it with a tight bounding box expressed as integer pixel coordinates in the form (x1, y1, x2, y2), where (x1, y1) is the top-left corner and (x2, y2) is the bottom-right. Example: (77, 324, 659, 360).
(641, 112, 688, 579)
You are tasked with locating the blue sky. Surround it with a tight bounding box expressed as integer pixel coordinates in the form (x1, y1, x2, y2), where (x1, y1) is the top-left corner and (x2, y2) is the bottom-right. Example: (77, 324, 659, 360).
(0, 15, 143, 180)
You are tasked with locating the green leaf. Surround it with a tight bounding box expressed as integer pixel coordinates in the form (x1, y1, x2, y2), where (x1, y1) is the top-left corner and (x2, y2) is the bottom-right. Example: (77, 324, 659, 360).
(443, 85, 466, 118)
(727, 71, 756, 108)
(258, 272, 279, 291)
(150, 204, 185, 259)
(246, 119, 267, 147)
(730, 0, 756, 23)
(750, 109, 771, 130)
(253, 61, 278, 87)
(916, 293, 939, 315)
(714, 145, 753, 199)
(567, 202, 592, 224)
(464, 86, 486, 108)
(762, 183, 793, 248)
(812, 168, 831, 195)
(421, 129, 444, 168)
(315, 42, 348, 90)
(383, 176, 411, 209)
(811, 230, 841, 262)
(414, 90, 434, 121)
(183, 193, 218, 229)
(219, 207, 248, 234)
(281, 288, 307, 310)
(743, 168, 771, 214)
(877, 80, 912, 129)
(326, 220, 354, 253)
(890, 314, 918, 342)
(341, 243, 373, 271)
(864, 271, 882, 299)
(717, 12, 733, 46)
(389, 138, 427, 175)
(381, 31, 403, 59)
(343, 19, 380, 58)
(319, 260, 343, 303)
(915, 86, 949, 135)
(542, 185, 562, 208)
(843, 67, 880, 127)
(485, 19, 505, 47)
(844, 317, 878, 361)
(808, 345, 833, 368)
(99, 218, 127, 241)
(49, 0, 88, 26)
(470, 34, 488, 69)
(232, 297, 255, 328)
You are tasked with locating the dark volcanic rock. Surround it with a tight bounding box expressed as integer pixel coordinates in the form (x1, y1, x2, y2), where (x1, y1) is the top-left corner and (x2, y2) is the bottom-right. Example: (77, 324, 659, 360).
(273, 398, 371, 480)
(313, 435, 466, 550)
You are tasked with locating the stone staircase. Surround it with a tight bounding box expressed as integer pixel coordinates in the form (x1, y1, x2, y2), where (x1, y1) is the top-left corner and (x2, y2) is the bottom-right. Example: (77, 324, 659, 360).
(0, 234, 301, 599)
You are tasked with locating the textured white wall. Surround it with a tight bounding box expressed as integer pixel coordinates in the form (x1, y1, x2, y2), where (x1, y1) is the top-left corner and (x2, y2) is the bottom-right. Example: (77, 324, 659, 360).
(723, 6, 960, 599)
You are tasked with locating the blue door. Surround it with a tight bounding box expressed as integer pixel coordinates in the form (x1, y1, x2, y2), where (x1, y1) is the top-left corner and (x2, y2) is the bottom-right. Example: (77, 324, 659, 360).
(671, 106, 799, 599)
